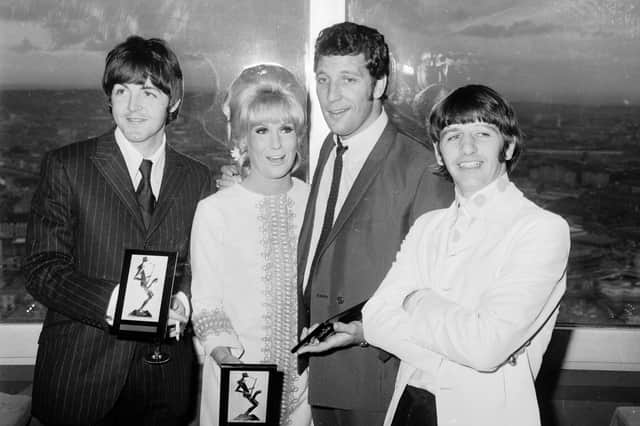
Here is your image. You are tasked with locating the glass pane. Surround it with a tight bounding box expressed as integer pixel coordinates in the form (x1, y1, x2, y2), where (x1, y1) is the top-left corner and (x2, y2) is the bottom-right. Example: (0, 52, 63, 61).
(348, 0, 640, 327)
(0, 0, 308, 323)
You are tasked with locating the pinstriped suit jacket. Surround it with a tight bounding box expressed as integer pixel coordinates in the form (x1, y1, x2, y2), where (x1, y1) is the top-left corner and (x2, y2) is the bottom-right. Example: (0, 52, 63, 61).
(23, 131, 213, 424)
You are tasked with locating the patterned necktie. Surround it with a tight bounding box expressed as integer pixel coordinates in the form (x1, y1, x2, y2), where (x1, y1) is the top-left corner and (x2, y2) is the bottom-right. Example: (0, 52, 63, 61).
(303, 137, 348, 315)
(136, 159, 155, 229)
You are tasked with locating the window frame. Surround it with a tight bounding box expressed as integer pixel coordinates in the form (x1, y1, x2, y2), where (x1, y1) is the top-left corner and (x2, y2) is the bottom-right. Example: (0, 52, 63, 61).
(2, 0, 640, 373)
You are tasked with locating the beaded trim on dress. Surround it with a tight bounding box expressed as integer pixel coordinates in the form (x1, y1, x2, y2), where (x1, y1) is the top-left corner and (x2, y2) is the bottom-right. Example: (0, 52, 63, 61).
(192, 307, 235, 339)
(258, 192, 299, 426)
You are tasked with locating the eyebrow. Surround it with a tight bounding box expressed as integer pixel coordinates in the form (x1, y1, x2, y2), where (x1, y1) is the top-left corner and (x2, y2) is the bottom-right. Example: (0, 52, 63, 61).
(442, 122, 498, 134)
(316, 68, 364, 76)
(440, 126, 462, 137)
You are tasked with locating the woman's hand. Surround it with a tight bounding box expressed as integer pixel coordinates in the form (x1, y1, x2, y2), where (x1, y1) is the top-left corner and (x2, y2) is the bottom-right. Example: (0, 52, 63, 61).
(216, 165, 243, 189)
(211, 346, 242, 365)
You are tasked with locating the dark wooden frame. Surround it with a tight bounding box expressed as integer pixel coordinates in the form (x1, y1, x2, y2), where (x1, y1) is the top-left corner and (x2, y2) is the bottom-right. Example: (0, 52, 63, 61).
(113, 249, 177, 340)
(219, 363, 280, 425)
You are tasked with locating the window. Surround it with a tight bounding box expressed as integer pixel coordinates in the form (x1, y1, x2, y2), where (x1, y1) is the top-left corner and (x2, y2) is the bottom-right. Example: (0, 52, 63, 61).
(0, 0, 310, 360)
(347, 0, 640, 328)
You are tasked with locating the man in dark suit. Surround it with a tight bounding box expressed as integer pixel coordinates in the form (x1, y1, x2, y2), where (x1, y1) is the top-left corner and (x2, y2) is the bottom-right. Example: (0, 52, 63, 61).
(23, 36, 212, 425)
(293, 22, 452, 425)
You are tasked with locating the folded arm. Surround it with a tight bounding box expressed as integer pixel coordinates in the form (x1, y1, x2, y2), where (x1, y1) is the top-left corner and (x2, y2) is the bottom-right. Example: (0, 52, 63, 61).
(365, 212, 570, 372)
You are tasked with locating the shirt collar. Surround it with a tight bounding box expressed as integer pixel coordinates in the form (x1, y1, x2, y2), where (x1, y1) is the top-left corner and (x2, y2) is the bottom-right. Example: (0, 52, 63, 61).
(114, 127, 166, 182)
(334, 108, 388, 164)
(455, 173, 512, 220)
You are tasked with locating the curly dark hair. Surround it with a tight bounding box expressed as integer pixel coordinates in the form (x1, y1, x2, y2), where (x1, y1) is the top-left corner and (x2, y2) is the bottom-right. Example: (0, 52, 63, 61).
(314, 21, 389, 82)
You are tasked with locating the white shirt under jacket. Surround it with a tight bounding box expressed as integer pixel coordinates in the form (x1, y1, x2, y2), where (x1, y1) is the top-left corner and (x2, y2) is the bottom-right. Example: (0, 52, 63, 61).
(362, 174, 570, 426)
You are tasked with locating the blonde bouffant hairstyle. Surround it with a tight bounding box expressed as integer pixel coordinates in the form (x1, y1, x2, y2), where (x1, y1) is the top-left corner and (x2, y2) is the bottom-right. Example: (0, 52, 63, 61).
(222, 64, 307, 172)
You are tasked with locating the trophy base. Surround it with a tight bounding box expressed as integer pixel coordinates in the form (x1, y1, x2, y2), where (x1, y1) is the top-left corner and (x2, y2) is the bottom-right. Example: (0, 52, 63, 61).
(143, 347, 171, 365)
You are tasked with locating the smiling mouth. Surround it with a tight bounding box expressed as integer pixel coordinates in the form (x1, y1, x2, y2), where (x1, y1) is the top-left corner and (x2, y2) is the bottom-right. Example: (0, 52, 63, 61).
(327, 107, 348, 117)
(267, 154, 286, 162)
(126, 117, 146, 123)
(458, 161, 482, 169)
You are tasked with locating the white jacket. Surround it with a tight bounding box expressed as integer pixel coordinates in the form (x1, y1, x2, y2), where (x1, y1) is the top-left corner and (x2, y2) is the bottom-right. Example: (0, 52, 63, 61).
(363, 177, 570, 426)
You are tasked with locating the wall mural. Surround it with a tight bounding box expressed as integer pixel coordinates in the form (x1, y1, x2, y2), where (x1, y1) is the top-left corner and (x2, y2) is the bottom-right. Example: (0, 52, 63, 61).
(0, 0, 308, 322)
(349, 0, 640, 326)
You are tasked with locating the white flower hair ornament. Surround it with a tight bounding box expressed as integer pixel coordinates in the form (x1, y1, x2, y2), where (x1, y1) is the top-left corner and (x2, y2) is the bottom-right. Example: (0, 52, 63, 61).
(229, 146, 249, 178)
(230, 147, 243, 164)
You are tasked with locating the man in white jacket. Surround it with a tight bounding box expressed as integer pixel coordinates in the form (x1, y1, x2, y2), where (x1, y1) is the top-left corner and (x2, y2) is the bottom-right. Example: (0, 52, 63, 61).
(362, 84, 570, 426)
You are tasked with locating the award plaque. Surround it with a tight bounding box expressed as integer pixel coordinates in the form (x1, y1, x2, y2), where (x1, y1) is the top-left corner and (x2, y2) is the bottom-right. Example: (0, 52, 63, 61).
(219, 363, 281, 425)
(113, 249, 178, 342)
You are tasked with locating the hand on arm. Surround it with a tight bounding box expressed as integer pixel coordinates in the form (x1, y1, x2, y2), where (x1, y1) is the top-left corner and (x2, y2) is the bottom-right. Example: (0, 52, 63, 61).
(216, 164, 242, 189)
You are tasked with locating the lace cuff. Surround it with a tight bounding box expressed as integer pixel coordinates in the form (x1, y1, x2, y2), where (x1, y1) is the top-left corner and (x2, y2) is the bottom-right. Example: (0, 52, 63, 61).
(193, 307, 244, 357)
(192, 307, 234, 339)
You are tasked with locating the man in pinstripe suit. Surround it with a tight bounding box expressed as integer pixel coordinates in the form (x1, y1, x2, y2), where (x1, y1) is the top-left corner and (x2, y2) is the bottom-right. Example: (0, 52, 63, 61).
(23, 36, 212, 425)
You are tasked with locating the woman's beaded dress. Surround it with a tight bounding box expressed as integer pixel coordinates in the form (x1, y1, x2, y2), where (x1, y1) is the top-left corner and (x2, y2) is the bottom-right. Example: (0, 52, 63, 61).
(191, 178, 310, 426)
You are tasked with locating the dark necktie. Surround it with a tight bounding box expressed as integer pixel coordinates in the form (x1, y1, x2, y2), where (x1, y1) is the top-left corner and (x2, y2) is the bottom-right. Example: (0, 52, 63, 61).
(136, 159, 155, 229)
(303, 137, 348, 316)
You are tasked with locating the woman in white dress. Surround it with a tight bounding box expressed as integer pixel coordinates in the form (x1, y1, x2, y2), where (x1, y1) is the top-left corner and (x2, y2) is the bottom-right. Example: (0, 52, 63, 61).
(191, 64, 311, 426)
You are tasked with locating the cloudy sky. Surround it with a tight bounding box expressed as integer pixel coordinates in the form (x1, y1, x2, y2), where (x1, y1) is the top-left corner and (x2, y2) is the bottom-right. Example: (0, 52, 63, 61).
(0, 0, 306, 90)
(1, 0, 638, 105)
(353, 0, 640, 104)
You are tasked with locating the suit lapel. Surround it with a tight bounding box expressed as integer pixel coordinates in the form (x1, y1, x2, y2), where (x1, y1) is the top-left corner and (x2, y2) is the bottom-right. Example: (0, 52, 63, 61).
(147, 145, 184, 235)
(322, 122, 397, 251)
(297, 134, 336, 284)
(91, 132, 146, 232)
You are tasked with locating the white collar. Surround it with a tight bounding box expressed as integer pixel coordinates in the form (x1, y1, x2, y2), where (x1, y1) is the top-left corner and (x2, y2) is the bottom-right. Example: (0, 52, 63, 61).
(114, 127, 166, 182)
(336, 108, 388, 166)
(455, 173, 512, 219)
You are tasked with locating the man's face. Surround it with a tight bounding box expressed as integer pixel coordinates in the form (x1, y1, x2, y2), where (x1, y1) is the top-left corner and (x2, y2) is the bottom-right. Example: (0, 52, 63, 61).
(110, 77, 176, 148)
(315, 54, 386, 140)
(435, 121, 515, 198)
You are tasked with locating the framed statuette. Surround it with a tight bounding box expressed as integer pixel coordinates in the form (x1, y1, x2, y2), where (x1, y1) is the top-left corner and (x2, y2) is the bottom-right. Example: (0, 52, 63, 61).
(219, 363, 280, 425)
(113, 249, 178, 341)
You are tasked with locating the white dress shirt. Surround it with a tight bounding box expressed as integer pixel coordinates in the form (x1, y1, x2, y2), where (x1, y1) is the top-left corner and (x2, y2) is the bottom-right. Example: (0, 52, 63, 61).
(302, 109, 389, 289)
(107, 128, 189, 321)
(114, 127, 165, 198)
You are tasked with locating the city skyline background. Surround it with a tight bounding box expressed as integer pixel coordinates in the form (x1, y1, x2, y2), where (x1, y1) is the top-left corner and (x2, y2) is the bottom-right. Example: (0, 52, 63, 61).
(350, 0, 640, 105)
(0, 0, 638, 105)
(1, 0, 639, 327)
(0, 0, 307, 92)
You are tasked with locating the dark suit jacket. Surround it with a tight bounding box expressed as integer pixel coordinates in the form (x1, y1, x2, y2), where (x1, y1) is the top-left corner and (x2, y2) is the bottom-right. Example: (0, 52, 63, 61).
(23, 131, 212, 424)
(298, 121, 453, 411)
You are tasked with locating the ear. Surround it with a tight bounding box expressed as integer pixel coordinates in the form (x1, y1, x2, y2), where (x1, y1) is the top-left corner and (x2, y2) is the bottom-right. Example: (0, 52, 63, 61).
(504, 138, 516, 161)
(373, 75, 388, 100)
(169, 98, 182, 114)
(433, 142, 444, 166)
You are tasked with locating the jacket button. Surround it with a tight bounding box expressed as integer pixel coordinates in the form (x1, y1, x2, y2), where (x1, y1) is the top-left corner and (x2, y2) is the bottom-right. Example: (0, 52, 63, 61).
(336, 296, 344, 305)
